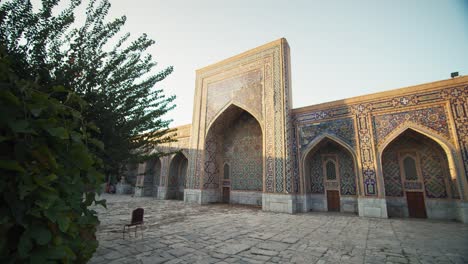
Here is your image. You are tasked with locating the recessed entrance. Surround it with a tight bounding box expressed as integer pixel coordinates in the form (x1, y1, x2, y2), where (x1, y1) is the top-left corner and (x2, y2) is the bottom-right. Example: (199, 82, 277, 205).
(303, 136, 358, 213)
(327, 190, 340, 211)
(168, 153, 188, 200)
(203, 104, 263, 205)
(382, 129, 458, 219)
(222, 187, 230, 203)
(406, 192, 427, 218)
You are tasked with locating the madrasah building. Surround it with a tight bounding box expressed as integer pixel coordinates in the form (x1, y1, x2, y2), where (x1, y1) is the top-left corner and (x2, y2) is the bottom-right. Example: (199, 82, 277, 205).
(119, 38, 468, 223)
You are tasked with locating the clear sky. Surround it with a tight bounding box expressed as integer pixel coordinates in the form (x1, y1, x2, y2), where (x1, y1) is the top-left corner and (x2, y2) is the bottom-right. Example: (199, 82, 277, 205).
(43, 0, 468, 126)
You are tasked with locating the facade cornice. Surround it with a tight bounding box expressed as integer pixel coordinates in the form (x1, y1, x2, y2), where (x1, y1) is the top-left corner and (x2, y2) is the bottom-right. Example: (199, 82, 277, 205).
(292, 76, 468, 114)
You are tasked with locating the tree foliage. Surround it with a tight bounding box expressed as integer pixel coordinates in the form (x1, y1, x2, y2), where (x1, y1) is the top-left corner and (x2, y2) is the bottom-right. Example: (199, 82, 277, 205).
(0, 0, 176, 261)
(0, 46, 104, 262)
(0, 0, 177, 183)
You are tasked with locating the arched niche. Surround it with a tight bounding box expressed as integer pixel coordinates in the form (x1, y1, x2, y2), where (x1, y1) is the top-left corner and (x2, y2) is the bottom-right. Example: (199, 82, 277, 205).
(379, 127, 462, 219)
(168, 153, 188, 200)
(141, 159, 155, 196)
(301, 134, 359, 213)
(203, 104, 264, 204)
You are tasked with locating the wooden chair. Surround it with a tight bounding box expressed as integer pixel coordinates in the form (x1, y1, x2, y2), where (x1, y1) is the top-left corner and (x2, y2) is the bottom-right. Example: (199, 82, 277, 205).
(123, 208, 144, 239)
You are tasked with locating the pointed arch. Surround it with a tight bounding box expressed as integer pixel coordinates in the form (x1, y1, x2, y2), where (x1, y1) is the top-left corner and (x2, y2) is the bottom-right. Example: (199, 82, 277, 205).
(223, 162, 230, 180)
(301, 133, 358, 166)
(301, 133, 360, 196)
(377, 122, 465, 200)
(169, 151, 189, 165)
(201, 102, 264, 199)
(379, 122, 455, 156)
(205, 102, 264, 138)
(181, 149, 190, 160)
(168, 152, 189, 200)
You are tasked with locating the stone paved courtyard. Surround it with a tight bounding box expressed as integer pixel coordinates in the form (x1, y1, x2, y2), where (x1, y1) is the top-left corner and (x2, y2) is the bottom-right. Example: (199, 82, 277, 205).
(89, 194, 468, 264)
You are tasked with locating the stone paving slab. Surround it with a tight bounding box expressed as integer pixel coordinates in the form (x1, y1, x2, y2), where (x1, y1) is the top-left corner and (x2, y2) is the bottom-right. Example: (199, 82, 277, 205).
(89, 194, 468, 264)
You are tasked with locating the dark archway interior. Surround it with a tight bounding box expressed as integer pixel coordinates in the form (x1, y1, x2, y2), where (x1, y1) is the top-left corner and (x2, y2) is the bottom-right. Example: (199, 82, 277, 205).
(144, 158, 161, 197)
(168, 153, 188, 200)
(141, 160, 154, 196)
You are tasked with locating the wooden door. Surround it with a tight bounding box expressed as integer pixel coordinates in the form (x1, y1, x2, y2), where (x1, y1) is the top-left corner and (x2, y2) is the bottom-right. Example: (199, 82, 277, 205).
(222, 187, 230, 203)
(406, 192, 426, 218)
(327, 190, 340, 212)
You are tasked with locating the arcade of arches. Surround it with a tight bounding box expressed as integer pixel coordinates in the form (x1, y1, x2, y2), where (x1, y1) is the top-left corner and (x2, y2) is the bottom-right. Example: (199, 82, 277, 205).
(118, 39, 468, 223)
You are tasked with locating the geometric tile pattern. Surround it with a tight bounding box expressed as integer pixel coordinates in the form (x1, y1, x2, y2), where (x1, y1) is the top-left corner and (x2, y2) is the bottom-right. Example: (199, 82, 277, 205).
(373, 106, 450, 145)
(283, 45, 294, 193)
(203, 128, 220, 189)
(382, 149, 403, 197)
(299, 118, 356, 151)
(420, 151, 447, 198)
(186, 40, 468, 202)
(201, 103, 263, 192)
(444, 86, 468, 183)
(273, 47, 284, 193)
(263, 52, 276, 193)
(305, 140, 356, 195)
(337, 150, 357, 195)
(206, 69, 263, 127)
(309, 153, 324, 193)
(189, 41, 291, 195)
(295, 84, 467, 197)
(354, 104, 378, 196)
(223, 112, 263, 191)
(382, 130, 451, 198)
(291, 125, 300, 193)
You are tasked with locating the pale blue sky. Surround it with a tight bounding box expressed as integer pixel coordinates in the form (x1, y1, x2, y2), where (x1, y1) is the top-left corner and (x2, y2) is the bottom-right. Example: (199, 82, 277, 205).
(48, 0, 468, 126)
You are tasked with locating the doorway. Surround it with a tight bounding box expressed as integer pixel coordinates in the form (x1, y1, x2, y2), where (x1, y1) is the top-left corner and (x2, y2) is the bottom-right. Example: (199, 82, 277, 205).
(327, 190, 340, 211)
(222, 187, 230, 203)
(406, 192, 427, 218)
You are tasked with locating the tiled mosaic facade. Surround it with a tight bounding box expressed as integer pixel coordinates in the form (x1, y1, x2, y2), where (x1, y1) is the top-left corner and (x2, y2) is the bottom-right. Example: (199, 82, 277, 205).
(382, 130, 459, 199)
(299, 118, 356, 150)
(202, 107, 264, 191)
(338, 150, 358, 196)
(223, 112, 263, 191)
(187, 39, 293, 198)
(203, 126, 221, 189)
(304, 140, 357, 196)
(294, 85, 468, 200)
(203, 105, 245, 189)
(206, 70, 263, 128)
(124, 39, 468, 221)
(381, 147, 403, 197)
(373, 106, 451, 145)
(309, 153, 324, 193)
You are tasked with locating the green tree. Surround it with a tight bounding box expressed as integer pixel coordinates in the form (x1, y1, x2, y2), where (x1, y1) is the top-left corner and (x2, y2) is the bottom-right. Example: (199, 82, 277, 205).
(0, 46, 105, 262)
(0, 0, 177, 185)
